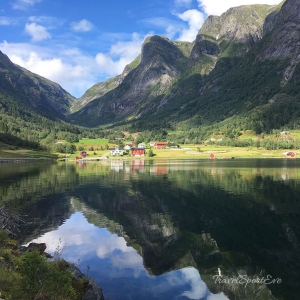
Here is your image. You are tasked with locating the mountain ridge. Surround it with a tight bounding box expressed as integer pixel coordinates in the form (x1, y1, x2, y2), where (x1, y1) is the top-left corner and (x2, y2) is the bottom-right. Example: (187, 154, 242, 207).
(70, 1, 297, 131)
(2, 0, 300, 141)
(0, 51, 75, 119)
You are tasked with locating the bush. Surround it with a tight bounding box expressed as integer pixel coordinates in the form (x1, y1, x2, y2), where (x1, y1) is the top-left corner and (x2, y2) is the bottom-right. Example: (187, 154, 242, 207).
(148, 149, 154, 157)
(19, 251, 77, 299)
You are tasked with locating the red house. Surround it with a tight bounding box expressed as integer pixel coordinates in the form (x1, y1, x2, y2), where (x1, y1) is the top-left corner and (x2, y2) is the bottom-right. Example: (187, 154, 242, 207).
(154, 142, 167, 149)
(126, 141, 136, 147)
(79, 151, 87, 158)
(131, 148, 145, 157)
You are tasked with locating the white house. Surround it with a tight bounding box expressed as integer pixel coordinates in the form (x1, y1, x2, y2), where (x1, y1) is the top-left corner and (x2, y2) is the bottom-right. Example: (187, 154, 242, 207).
(138, 143, 146, 149)
(110, 148, 124, 156)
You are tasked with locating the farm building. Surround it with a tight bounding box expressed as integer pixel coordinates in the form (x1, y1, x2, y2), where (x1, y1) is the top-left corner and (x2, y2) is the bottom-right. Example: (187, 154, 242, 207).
(110, 148, 124, 156)
(131, 148, 145, 157)
(154, 142, 167, 149)
(126, 141, 135, 147)
(80, 151, 87, 157)
(138, 143, 146, 149)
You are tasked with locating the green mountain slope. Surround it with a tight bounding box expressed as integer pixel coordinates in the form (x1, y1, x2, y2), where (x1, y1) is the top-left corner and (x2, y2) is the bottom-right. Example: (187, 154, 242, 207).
(0, 51, 75, 118)
(0, 51, 82, 150)
(2, 0, 300, 142)
(69, 1, 300, 135)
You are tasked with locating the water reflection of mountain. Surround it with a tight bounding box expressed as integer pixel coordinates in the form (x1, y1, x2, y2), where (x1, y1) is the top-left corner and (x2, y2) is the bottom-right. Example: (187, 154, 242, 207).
(70, 182, 299, 300)
(2, 160, 300, 300)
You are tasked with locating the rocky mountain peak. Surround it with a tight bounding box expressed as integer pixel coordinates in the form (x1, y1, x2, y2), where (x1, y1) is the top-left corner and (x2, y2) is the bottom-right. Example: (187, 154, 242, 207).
(199, 4, 278, 51)
(0, 51, 16, 70)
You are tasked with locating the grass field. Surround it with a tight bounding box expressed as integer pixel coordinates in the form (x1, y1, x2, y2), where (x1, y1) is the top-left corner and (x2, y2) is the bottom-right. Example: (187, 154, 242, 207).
(1, 136, 299, 160)
(149, 146, 297, 159)
(0, 150, 58, 159)
(75, 138, 109, 146)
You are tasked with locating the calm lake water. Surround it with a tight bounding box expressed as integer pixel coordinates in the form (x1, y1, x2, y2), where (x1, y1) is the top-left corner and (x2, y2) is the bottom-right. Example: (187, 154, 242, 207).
(1, 159, 300, 300)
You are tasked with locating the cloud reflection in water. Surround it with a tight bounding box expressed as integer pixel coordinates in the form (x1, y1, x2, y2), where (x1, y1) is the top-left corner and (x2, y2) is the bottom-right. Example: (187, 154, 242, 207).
(28, 211, 228, 300)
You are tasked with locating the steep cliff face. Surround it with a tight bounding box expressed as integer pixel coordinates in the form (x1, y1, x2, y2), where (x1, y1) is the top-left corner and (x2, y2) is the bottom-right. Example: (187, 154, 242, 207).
(262, 1, 285, 35)
(70, 35, 188, 125)
(261, 0, 300, 59)
(0, 51, 75, 118)
(111, 35, 187, 116)
(70, 3, 291, 127)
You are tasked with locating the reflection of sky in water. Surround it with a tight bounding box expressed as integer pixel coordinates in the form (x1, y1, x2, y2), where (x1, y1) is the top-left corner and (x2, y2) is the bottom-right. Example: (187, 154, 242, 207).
(29, 212, 228, 300)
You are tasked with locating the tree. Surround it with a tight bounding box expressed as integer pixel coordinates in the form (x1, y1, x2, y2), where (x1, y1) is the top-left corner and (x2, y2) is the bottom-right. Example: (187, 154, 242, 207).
(65, 144, 76, 154)
(148, 149, 154, 157)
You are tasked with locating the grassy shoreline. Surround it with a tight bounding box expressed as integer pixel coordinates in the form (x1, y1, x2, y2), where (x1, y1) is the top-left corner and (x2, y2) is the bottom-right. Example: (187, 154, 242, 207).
(1, 146, 299, 161)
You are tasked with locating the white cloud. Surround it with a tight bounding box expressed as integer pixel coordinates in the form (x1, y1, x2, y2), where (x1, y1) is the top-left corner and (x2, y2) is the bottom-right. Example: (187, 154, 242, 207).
(0, 17, 15, 26)
(71, 19, 94, 32)
(143, 17, 183, 39)
(207, 293, 230, 300)
(12, 0, 42, 10)
(175, 0, 193, 6)
(180, 268, 230, 300)
(0, 35, 145, 97)
(176, 9, 205, 41)
(0, 40, 101, 97)
(28, 16, 64, 28)
(95, 32, 145, 76)
(25, 22, 51, 41)
(181, 268, 208, 299)
(197, 0, 283, 16)
(96, 234, 131, 259)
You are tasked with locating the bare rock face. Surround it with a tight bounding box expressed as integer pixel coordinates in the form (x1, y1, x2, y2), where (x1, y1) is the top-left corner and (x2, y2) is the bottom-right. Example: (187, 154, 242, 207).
(190, 35, 220, 60)
(70, 35, 188, 125)
(82, 279, 105, 300)
(261, 0, 300, 60)
(262, 1, 285, 35)
(109, 35, 186, 116)
(68, 264, 105, 300)
(199, 5, 276, 47)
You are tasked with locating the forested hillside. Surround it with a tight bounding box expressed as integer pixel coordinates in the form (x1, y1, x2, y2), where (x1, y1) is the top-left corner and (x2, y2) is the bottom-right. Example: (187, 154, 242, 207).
(69, 0, 300, 140)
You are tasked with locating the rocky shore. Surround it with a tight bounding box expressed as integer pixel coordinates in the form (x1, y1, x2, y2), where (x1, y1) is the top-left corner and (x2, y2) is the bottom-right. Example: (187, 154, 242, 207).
(19, 242, 105, 300)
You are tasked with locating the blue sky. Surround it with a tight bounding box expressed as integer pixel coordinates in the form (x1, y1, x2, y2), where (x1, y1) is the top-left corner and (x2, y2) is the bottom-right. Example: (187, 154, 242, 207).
(0, 0, 282, 97)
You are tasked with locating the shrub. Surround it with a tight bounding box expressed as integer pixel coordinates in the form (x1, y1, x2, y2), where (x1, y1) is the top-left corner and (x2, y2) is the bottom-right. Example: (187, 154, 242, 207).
(19, 251, 78, 299)
(148, 149, 154, 157)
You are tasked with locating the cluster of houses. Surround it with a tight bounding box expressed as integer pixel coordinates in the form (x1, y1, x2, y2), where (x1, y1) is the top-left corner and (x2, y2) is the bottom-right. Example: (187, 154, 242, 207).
(75, 151, 87, 160)
(110, 141, 168, 157)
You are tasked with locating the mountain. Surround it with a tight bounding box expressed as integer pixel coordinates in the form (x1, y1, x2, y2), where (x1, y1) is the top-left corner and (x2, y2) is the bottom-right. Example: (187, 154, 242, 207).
(70, 0, 300, 136)
(72, 55, 141, 112)
(0, 51, 75, 119)
(70, 36, 191, 126)
(0, 51, 81, 150)
(1, 0, 299, 140)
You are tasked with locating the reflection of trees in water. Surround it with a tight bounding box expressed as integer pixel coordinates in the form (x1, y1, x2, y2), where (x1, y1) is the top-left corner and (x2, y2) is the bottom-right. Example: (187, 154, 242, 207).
(2, 161, 300, 299)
